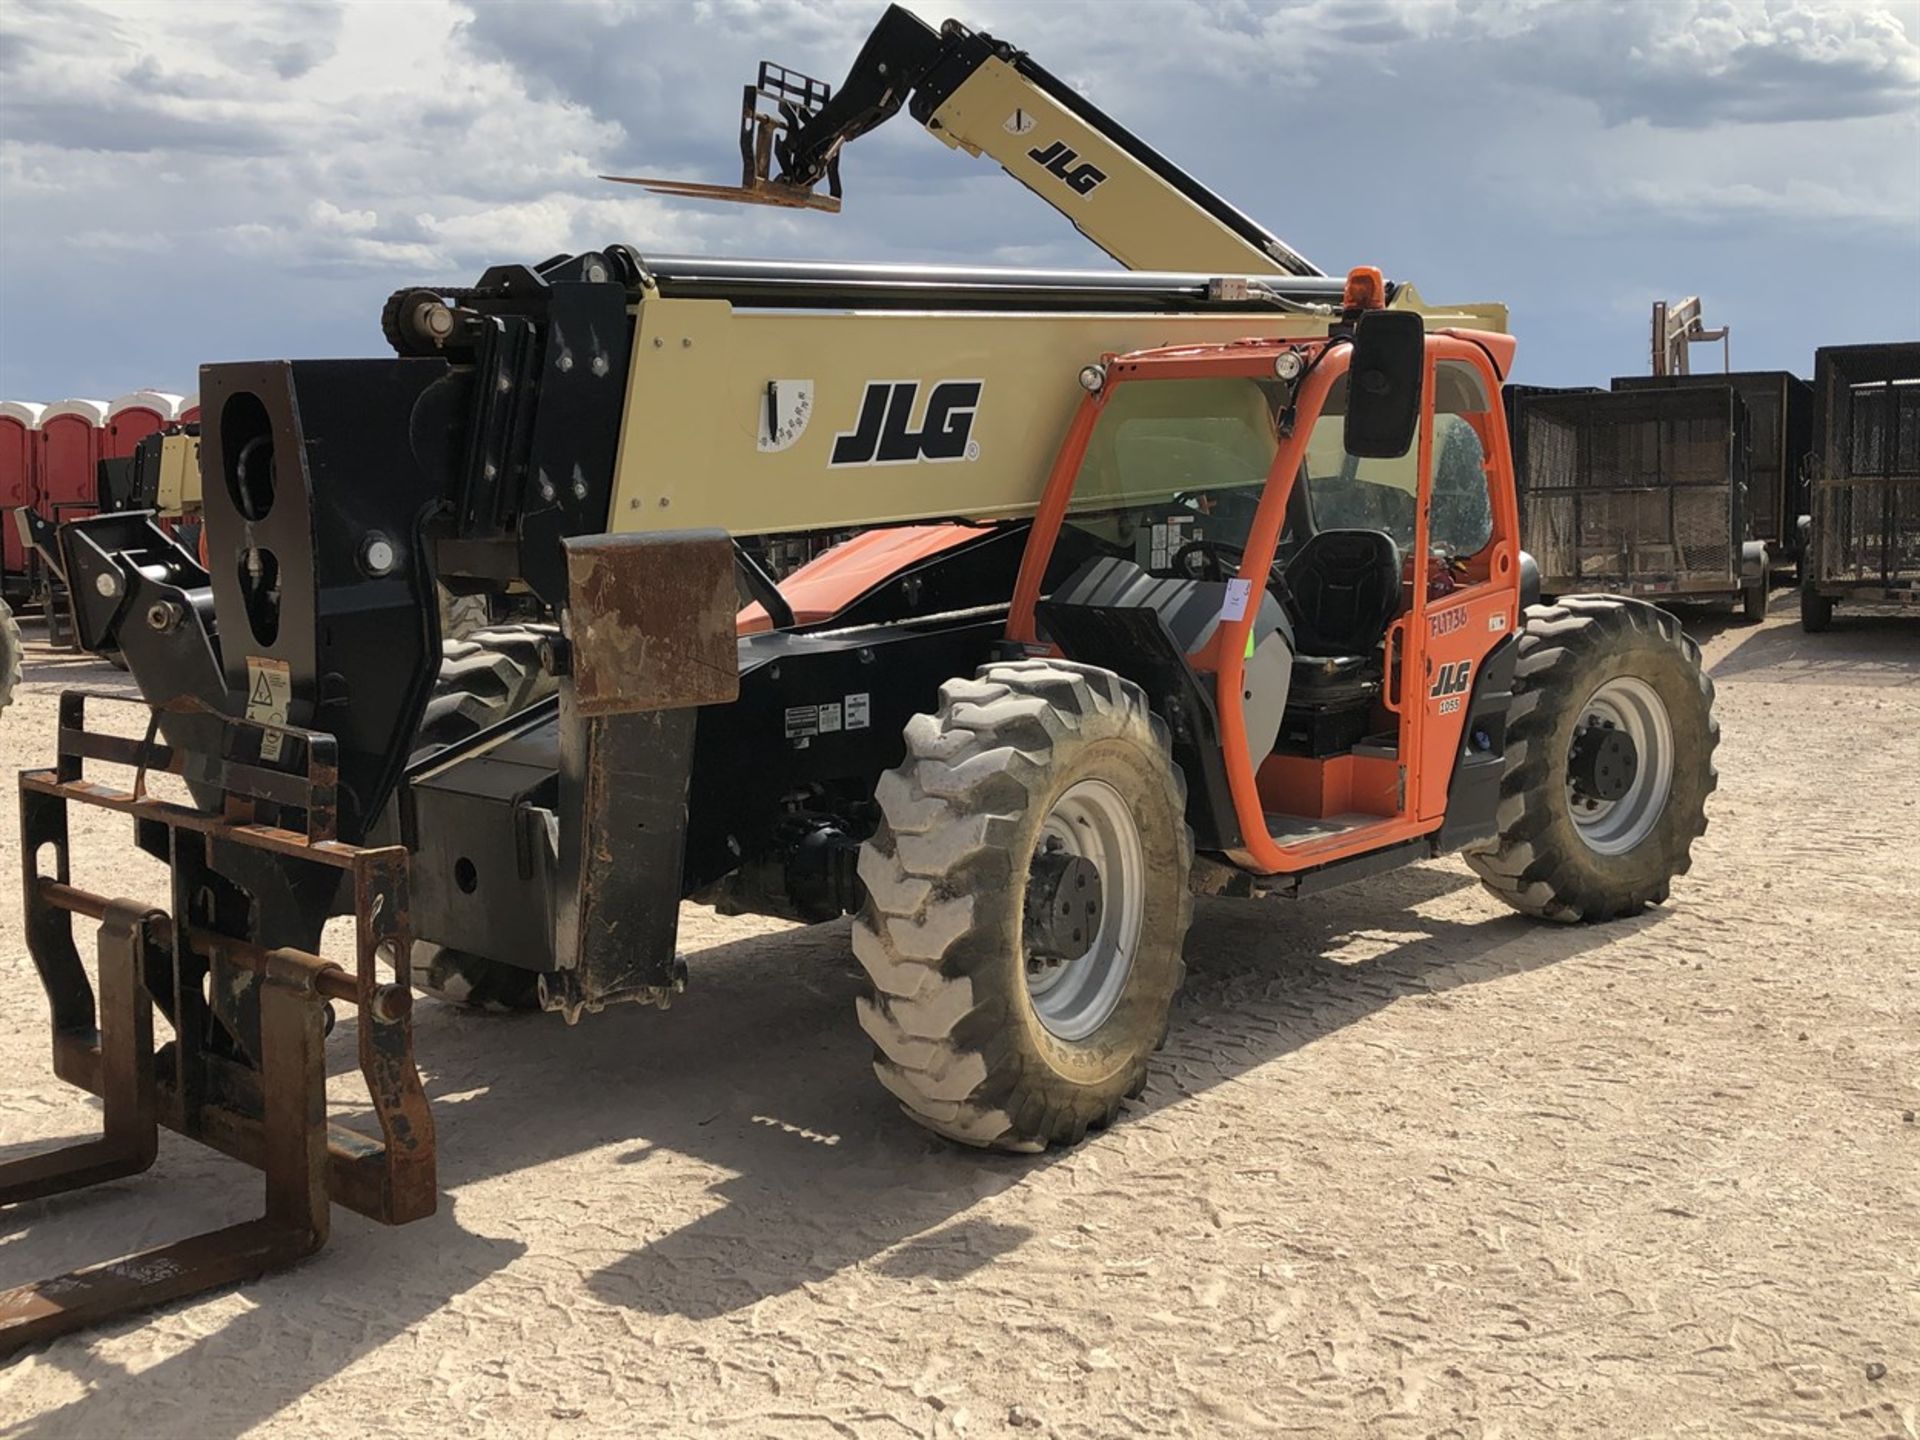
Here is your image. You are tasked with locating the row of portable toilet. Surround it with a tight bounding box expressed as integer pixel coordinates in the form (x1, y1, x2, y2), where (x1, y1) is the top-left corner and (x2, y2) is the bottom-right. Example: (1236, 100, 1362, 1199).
(0, 390, 197, 584)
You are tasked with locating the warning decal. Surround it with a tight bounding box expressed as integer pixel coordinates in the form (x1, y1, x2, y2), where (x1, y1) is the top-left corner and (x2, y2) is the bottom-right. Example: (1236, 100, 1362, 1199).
(246, 655, 292, 762)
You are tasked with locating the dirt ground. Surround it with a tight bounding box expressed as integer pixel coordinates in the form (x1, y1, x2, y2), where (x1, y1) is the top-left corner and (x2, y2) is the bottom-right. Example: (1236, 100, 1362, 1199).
(0, 599, 1915, 1439)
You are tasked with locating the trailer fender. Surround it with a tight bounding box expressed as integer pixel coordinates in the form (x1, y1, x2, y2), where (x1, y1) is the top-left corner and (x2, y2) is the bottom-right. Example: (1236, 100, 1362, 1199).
(1739, 542, 1769, 584)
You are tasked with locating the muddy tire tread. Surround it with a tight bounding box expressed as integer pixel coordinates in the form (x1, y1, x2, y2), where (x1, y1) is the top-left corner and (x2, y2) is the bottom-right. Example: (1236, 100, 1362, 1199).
(1465, 595, 1717, 923)
(854, 660, 1194, 1152)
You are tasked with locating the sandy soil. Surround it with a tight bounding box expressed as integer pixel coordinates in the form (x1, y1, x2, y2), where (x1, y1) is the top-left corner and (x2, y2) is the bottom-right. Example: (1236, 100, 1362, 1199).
(0, 600, 1915, 1439)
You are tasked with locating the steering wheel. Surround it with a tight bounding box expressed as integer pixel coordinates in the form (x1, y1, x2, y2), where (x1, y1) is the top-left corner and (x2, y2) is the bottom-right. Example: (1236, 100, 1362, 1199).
(1169, 539, 1296, 608)
(1170, 538, 1243, 582)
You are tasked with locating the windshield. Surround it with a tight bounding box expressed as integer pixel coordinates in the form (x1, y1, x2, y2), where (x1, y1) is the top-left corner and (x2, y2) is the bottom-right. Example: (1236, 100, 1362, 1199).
(1061, 376, 1290, 572)
(1057, 360, 1497, 579)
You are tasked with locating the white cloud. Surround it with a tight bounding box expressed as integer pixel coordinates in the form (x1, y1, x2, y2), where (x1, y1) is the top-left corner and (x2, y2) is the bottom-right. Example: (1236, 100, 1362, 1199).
(1, 0, 1916, 398)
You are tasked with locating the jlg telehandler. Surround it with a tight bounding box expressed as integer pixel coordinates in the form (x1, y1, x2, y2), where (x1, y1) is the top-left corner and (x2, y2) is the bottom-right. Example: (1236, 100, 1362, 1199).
(1, 6, 1715, 1352)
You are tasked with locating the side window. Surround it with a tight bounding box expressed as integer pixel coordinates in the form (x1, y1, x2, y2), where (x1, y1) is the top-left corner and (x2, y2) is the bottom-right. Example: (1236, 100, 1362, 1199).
(1429, 362, 1495, 556)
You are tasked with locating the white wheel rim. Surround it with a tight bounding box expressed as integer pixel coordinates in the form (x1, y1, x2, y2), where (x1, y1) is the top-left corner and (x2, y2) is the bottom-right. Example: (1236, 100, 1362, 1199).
(1569, 676, 1674, 855)
(1025, 778, 1146, 1042)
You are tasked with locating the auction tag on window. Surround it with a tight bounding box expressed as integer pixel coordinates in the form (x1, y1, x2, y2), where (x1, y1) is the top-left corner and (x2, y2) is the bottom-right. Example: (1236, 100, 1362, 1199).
(1219, 577, 1253, 623)
(246, 656, 292, 762)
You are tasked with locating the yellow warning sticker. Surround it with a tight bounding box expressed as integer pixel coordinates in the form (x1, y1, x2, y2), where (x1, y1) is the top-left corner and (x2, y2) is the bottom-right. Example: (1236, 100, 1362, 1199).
(246, 656, 292, 762)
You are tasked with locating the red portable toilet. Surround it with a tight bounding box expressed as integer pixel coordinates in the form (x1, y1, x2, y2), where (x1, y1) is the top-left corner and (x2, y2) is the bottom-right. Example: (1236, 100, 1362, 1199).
(105, 390, 185, 459)
(0, 399, 45, 583)
(37, 398, 110, 520)
(179, 391, 200, 426)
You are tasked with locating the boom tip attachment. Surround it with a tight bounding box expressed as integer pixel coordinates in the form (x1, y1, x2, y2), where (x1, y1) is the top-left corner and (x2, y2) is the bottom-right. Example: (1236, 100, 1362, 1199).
(599, 174, 842, 214)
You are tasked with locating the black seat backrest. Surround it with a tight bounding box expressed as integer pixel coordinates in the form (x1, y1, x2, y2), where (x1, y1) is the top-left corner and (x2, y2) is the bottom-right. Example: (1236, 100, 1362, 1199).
(1284, 528, 1402, 657)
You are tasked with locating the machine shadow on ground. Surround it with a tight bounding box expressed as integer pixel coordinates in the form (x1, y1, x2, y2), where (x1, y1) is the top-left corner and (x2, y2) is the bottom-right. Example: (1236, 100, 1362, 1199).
(1706, 609, 1918, 685)
(3, 641, 1656, 1437)
(1567, 593, 1915, 686)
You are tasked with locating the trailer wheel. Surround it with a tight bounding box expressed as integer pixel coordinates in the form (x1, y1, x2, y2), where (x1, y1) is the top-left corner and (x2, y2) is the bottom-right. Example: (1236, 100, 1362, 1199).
(1741, 579, 1768, 624)
(1800, 584, 1833, 633)
(1465, 595, 1716, 923)
(409, 624, 558, 1011)
(0, 599, 21, 715)
(854, 660, 1194, 1152)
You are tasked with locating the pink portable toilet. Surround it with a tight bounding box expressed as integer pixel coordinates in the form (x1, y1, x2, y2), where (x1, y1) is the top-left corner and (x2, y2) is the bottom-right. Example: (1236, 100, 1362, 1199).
(0, 399, 45, 580)
(105, 389, 185, 459)
(37, 398, 110, 520)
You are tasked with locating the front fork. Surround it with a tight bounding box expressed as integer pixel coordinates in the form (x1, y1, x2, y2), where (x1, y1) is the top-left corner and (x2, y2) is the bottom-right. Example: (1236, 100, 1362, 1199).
(0, 694, 434, 1357)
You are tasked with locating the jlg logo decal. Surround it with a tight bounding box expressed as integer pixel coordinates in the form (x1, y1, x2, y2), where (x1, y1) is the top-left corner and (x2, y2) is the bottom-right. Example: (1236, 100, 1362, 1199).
(829, 380, 983, 467)
(1430, 660, 1474, 699)
(1027, 140, 1108, 197)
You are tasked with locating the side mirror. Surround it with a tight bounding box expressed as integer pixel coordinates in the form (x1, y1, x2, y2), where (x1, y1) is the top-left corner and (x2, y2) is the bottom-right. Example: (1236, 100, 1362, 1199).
(1343, 309, 1425, 459)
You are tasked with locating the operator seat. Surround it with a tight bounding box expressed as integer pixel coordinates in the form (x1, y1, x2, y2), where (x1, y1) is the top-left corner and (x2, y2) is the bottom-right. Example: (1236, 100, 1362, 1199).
(1282, 528, 1402, 705)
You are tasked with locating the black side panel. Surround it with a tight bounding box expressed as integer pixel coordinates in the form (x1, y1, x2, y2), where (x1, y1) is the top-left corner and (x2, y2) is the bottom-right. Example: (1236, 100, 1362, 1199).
(1434, 633, 1518, 854)
(407, 716, 560, 972)
(1032, 600, 1243, 853)
(683, 616, 1008, 892)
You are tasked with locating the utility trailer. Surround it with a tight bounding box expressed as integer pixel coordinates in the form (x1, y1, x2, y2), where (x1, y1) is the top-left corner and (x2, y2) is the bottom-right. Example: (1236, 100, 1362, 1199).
(0, 4, 1718, 1352)
(1614, 370, 1811, 577)
(1510, 386, 1769, 620)
(1800, 342, 1920, 630)
(1503, 384, 1600, 493)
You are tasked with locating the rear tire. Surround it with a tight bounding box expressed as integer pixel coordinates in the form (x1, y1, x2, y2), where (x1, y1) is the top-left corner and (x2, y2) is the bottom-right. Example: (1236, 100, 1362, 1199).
(0, 599, 21, 715)
(438, 587, 492, 643)
(412, 624, 558, 760)
(1741, 580, 1767, 623)
(411, 944, 542, 1013)
(410, 625, 558, 1011)
(854, 660, 1194, 1152)
(1465, 595, 1717, 923)
(1800, 584, 1833, 633)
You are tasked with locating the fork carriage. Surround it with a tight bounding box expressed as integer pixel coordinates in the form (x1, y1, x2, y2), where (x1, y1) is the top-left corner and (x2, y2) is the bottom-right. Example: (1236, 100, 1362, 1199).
(1, 693, 433, 1356)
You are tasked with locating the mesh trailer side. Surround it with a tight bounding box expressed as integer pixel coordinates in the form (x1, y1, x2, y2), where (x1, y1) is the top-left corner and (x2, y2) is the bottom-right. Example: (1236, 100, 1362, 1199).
(1512, 387, 1749, 597)
(1614, 370, 1812, 554)
(1810, 344, 1920, 594)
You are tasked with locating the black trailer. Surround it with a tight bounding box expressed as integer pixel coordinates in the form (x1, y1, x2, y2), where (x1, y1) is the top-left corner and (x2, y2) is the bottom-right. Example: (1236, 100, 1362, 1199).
(1510, 385, 1769, 620)
(1614, 370, 1811, 576)
(1800, 342, 1920, 631)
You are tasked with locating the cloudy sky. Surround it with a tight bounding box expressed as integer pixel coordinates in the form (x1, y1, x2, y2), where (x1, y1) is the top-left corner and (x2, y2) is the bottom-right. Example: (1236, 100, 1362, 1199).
(1, 0, 1916, 402)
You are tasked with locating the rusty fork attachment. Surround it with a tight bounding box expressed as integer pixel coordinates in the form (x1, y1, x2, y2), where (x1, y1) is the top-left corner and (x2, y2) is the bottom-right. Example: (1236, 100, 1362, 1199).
(1, 693, 435, 1357)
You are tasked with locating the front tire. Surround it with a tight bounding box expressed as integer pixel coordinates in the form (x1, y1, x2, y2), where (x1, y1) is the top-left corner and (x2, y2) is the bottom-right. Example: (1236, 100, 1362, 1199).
(411, 944, 541, 1013)
(854, 660, 1194, 1152)
(1466, 596, 1717, 923)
